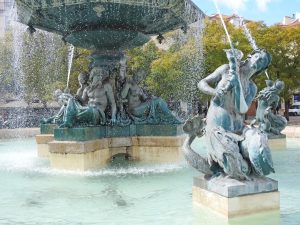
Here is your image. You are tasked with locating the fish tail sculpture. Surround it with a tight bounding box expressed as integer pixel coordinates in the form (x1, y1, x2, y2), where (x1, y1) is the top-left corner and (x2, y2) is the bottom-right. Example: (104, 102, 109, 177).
(182, 115, 213, 175)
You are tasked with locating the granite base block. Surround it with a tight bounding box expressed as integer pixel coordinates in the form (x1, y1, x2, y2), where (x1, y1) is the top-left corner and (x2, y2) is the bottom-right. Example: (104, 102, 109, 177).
(35, 134, 54, 157)
(193, 174, 280, 218)
(194, 174, 278, 198)
(46, 136, 184, 171)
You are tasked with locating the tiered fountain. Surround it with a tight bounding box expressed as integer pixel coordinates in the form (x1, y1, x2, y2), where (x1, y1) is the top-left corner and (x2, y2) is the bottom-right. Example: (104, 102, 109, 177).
(14, 0, 205, 171)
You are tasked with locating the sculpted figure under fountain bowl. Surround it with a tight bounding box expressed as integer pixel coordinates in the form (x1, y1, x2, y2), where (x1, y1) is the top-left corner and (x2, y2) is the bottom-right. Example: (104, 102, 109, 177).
(60, 67, 117, 128)
(183, 48, 274, 180)
(41, 72, 90, 125)
(41, 89, 73, 125)
(121, 70, 181, 125)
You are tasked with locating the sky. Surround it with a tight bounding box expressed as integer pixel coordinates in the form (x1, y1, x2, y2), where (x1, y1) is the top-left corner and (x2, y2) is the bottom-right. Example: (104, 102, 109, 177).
(193, 0, 300, 25)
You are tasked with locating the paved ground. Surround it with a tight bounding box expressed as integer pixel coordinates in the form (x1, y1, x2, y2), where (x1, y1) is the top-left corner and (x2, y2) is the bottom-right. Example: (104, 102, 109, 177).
(287, 116, 300, 126)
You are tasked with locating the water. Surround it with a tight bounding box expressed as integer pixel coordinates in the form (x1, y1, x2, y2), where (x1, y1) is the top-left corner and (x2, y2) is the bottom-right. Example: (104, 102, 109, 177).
(66, 45, 75, 90)
(0, 138, 299, 225)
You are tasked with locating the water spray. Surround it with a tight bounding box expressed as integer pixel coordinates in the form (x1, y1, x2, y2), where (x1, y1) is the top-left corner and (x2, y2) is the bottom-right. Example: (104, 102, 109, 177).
(212, 0, 234, 50)
(212, 0, 249, 114)
(66, 44, 75, 91)
(238, 16, 270, 79)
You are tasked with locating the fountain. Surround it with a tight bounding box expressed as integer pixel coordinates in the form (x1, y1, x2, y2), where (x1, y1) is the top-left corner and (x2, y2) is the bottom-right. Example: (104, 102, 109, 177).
(1, 0, 299, 224)
(14, 0, 205, 170)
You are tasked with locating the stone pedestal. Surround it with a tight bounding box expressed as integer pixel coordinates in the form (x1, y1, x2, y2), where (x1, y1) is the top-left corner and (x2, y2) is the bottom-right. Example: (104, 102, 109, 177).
(193, 174, 280, 218)
(35, 134, 54, 157)
(48, 139, 111, 170)
(36, 124, 185, 170)
(47, 136, 185, 171)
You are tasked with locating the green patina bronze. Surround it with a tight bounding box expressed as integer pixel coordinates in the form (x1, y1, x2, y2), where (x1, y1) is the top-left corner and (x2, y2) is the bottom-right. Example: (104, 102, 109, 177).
(40, 124, 58, 134)
(15, 0, 204, 50)
(15, 0, 202, 140)
(54, 124, 183, 141)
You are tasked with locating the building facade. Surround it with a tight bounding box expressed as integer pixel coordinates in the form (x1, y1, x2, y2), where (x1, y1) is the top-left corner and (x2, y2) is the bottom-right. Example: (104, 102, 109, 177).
(0, 0, 13, 38)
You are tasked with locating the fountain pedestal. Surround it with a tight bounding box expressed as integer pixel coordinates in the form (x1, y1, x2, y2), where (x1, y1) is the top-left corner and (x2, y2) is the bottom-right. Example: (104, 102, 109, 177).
(193, 174, 280, 219)
(47, 135, 185, 171)
(36, 124, 57, 157)
(37, 124, 185, 170)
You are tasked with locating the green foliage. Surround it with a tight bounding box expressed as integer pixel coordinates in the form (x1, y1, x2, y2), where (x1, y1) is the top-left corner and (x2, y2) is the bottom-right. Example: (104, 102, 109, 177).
(21, 31, 68, 103)
(256, 25, 300, 101)
(126, 41, 160, 77)
(0, 32, 14, 95)
(68, 48, 92, 94)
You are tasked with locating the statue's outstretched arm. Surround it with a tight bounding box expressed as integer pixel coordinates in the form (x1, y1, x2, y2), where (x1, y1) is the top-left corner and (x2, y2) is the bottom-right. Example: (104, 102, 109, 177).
(198, 64, 228, 96)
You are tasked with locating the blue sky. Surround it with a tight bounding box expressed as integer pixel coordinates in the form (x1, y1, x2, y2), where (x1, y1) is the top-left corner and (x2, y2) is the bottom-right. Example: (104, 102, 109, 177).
(193, 0, 300, 25)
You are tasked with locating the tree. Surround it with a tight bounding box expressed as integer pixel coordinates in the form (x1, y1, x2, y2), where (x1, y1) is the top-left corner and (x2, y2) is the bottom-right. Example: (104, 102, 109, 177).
(21, 31, 68, 105)
(0, 32, 15, 97)
(256, 25, 300, 119)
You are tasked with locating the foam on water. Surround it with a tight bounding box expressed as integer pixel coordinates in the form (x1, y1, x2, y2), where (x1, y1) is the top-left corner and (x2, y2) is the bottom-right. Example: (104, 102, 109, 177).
(0, 138, 187, 177)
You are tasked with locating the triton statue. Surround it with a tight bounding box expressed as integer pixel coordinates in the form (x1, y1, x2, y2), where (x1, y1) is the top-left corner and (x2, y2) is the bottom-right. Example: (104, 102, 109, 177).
(183, 48, 275, 180)
(60, 67, 117, 128)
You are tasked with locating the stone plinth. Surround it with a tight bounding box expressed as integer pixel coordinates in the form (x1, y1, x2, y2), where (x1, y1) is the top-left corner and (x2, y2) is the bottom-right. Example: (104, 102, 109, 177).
(47, 136, 185, 171)
(49, 139, 110, 170)
(35, 134, 54, 157)
(193, 174, 280, 218)
(37, 124, 185, 170)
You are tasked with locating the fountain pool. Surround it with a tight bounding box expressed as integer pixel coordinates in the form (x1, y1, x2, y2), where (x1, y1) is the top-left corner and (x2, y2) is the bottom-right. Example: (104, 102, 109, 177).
(0, 137, 299, 225)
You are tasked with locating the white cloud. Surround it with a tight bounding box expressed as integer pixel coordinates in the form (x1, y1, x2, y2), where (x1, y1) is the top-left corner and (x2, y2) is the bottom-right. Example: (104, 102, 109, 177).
(213, 0, 248, 12)
(255, 0, 273, 12)
(211, 0, 274, 13)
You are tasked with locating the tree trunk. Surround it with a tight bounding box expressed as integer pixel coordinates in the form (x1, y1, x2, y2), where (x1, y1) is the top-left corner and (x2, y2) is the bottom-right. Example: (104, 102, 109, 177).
(284, 99, 290, 121)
